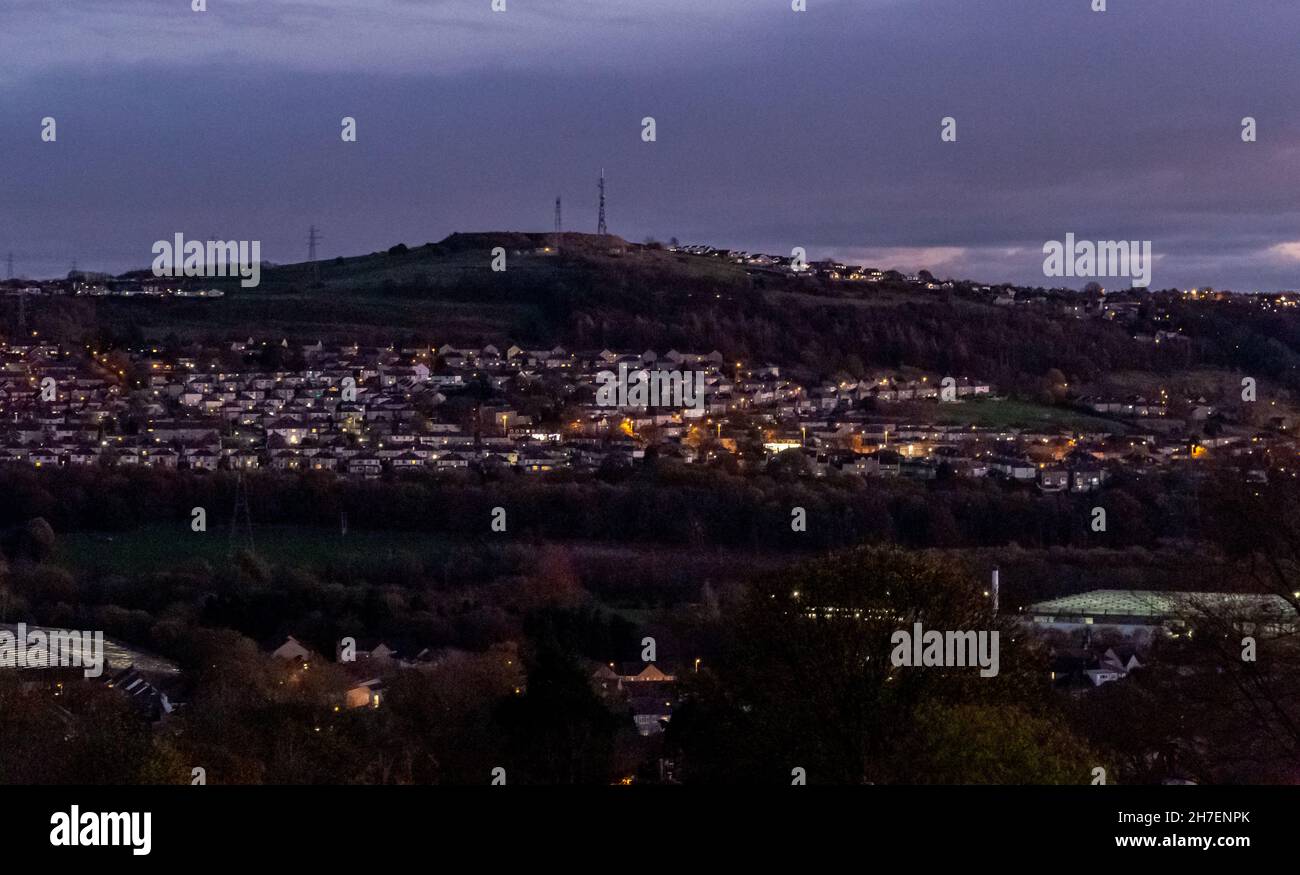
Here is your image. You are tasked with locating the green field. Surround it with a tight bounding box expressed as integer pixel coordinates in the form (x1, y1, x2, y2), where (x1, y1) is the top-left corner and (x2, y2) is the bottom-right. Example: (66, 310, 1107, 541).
(56, 525, 453, 575)
(917, 398, 1127, 432)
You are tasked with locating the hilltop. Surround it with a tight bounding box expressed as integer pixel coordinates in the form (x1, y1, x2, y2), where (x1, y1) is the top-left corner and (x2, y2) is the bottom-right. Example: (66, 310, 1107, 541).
(79, 231, 756, 346)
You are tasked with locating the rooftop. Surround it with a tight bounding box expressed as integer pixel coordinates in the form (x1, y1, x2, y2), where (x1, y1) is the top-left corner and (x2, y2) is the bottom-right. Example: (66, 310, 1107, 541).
(1026, 589, 1296, 621)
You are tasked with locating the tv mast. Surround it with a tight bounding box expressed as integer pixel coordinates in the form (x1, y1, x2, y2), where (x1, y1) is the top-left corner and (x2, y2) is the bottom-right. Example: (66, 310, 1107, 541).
(7, 252, 20, 336)
(554, 196, 562, 234)
(307, 224, 322, 282)
(596, 170, 607, 236)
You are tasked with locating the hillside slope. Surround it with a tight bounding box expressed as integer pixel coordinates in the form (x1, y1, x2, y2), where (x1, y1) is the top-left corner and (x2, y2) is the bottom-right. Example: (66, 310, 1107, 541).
(9, 233, 1300, 394)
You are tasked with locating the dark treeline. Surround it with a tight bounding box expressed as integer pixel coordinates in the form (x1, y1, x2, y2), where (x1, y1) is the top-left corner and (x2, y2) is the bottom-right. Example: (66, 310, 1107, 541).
(2, 534, 655, 679)
(0, 462, 1206, 552)
(1167, 298, 1300, 389)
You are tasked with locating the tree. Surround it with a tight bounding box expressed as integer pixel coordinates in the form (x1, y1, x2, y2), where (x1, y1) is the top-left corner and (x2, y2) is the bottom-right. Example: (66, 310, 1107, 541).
(493, 639, 621, 784)
(1157, 471, 1300, 781)
(767, 447, 810, 478)
(1041, 368, 1069, 404)
(6, 517, 55, 564)
(666, 546, 1085, 783)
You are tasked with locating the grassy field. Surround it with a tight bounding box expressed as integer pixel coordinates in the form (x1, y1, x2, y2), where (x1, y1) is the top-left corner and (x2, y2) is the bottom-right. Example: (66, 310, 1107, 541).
(55, 525, 454, 575)
(914, 398, 1127, 432)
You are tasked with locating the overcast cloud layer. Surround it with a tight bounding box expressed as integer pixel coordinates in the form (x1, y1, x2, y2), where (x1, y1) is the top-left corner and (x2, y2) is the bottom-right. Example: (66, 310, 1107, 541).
(2, 0, 1298, 290)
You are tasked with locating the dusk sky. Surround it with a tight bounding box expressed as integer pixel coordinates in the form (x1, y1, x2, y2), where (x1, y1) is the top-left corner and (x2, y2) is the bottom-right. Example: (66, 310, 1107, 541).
(3, 0, 1299, 290)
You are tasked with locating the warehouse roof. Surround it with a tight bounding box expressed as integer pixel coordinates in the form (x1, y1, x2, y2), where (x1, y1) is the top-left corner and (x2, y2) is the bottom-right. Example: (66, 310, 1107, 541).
(1026, 589, 1295, 621)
